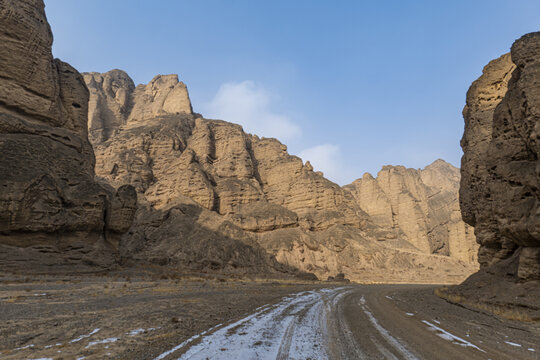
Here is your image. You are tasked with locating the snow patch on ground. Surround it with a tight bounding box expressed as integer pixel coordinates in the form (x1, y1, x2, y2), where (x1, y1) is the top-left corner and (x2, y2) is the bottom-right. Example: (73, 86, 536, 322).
(154, 288, 349, 360)
(359, 300, 418, 360)
(405, 313, 414, 316)
(504, 341, 522, 347)
(422, 320, 485, 353)
(85, 337, 119, 349)
(14, 344, 34, 351)
(70, 328, 100, 343)
(127, 327, 158, 336)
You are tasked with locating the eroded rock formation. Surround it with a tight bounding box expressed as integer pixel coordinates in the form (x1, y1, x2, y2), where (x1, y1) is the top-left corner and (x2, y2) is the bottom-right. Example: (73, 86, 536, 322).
(0, 0, 136, 271)
(345, 160, 478, 263)
(460, 36, 540, 280)
(441, 33, 540, 318)
(86, 70, 478, 283)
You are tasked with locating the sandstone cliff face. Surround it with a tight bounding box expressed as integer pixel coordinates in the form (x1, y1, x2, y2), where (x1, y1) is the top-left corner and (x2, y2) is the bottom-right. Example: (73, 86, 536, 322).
(83, 70, 192, 143)
(0, 0, 136, 271)
(345, 160, 478, 263)
(86, 70, 478, 282)
(460, 37, 540, 281)
(444, 33, 540, 317)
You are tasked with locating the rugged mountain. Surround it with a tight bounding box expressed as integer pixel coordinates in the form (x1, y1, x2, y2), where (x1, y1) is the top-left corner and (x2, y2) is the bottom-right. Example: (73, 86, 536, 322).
(344, 160, 478, 263)
(442, 33, 540, 318)
(85, 69, 478, 283)
(0, 0, 137, 272)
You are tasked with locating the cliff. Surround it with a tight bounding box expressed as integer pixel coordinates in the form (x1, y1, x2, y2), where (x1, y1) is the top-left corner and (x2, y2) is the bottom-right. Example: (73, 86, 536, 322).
(0, 0, 136, 272)
(85, 70, 478, 283)
(345, 160, 478, 263)
(442, 33, 540, 319)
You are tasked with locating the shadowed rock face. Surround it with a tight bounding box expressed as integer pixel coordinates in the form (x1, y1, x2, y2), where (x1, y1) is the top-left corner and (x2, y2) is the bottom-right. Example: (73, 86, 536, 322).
(461, 33, 540, 281)
(441, 35, 540, 315)
(86, 70, 479, 283)
(345, 160, 478, 263)
(0, 0, 136, 271)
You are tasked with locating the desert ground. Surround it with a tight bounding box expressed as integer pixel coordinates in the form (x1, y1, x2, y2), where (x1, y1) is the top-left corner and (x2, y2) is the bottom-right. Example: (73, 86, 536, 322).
(1, 273, 537, 360)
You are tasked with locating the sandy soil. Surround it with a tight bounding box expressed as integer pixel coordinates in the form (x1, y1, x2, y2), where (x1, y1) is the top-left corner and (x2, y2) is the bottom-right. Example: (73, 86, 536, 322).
(150, 285, 540, 359)
(2, 274, 538, 360)
(0, 271, 327, 359)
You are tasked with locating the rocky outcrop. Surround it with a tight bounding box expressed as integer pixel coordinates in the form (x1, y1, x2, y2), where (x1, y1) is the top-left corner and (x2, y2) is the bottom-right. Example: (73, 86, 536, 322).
(0, 0, 136, 272)
(459, 53, 516, 268)
(460, 36, 540, 280)
(83, 70, 192, 143)
(442, 33, 540, 319)
(86, 70, 478, 283)
(345, 160, 478, 263)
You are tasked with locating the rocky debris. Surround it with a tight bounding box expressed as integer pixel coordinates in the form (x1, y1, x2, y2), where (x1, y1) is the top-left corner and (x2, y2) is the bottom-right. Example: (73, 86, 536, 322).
(85, 71, 478, 283)
(445, 32, 540, 316)
(345, 160, 478, 263)
(327, 273, 350, 283)
(0, 0, 136, 272)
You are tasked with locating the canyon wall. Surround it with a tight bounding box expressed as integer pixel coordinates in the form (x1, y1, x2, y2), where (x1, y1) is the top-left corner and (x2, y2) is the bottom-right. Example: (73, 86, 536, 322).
(85, 69, 478, 283)
(0, 0, 136, 272)
(460, 36, 540, 280)
(345, 160, 478, 263)
(442, 33, 540, 317)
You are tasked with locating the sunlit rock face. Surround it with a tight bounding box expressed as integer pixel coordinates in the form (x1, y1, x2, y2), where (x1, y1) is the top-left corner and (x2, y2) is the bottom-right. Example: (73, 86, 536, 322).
(85, 69, 478, 283)
(0, 0, 136, 272)
(345, 160, 478, 263)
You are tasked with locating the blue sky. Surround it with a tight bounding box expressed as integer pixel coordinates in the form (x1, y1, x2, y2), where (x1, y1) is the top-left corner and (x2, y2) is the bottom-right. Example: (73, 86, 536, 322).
(44, 0, 540, 185)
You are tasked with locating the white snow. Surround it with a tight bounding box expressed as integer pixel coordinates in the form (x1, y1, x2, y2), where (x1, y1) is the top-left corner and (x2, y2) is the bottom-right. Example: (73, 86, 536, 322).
(85, 337, 119, 348)
(433, 320, 441, 324)
(406, 313, 414, 316)
(422, 320, 485, 353)
(154, 288, 349, 360)
(33, 293, 47, 296)
(385, 295, 393, 300)
(359, 300, 418, 360)
(44, 343, 61, 349)
(70, 328, 100, 343)
(127, 327, 158, 336)
(14, 344, 34, 350)
(529, 348, 535, 352)
(504, 341, 522, 347)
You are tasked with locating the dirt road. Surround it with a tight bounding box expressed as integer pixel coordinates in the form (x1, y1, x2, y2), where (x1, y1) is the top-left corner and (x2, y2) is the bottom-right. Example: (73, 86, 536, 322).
(156, 285, 539, 360)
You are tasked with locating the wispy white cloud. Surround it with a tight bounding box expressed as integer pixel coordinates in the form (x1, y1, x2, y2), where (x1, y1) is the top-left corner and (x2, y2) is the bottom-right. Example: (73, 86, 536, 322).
(298, 144, 350, 185)
(201, 81, 301, 142)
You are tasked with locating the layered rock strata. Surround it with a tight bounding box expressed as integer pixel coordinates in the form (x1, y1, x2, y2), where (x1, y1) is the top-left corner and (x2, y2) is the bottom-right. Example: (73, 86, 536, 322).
(86, 70, 478, 282)
(442, 33, 540, 318)
(0, 0, 136, 272)
(345, 160, 478, 263)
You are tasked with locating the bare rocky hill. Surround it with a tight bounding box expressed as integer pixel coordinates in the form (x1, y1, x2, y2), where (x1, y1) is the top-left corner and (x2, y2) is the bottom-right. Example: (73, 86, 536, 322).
(442, 33, 540, 318)
(85, 69, 478, 283)
(0, 0, 137, 272)
(345, 160, 478, 263)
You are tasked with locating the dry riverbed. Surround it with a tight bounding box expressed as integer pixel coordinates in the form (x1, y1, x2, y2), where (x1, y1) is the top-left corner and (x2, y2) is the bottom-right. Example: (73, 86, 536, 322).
(2, 273, 538, 360)
(0, 271, 326, 359)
